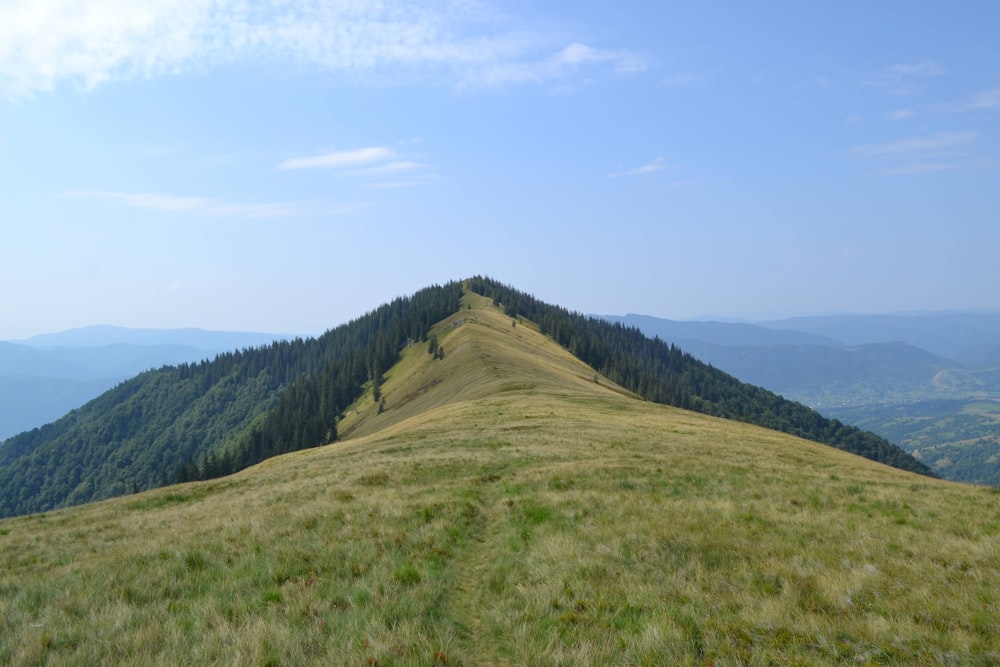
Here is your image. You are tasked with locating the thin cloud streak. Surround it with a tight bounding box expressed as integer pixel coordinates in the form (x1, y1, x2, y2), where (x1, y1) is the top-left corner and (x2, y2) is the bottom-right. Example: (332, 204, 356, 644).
(610, 157, 670, 178)
(886, 108, 917, 121)
(943, 87, 1000, 113)
(459, 41, 644, 88)
(354, 161, 425, 176)
(848, 131, 977, 175)
(661, 73, 698, 87)
(849, 131, 977, 159)
(863, 60, 944, 95)
(278, 147, 395, 171)
(60, 191, 357, 218)
(885, 162, 956, 175)
(61, 191, 209, 212)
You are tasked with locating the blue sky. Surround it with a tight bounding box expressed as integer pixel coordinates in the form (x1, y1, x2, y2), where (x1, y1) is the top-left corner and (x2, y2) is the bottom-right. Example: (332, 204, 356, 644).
(2, 1, 998, 339)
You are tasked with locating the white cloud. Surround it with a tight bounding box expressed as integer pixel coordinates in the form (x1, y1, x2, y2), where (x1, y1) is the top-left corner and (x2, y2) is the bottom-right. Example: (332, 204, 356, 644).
(848, 131, 977, 175)
(884, 61, 945, 78)
(886, 108, 917, 121)
(459, 40, 644, 88)
(943, 87, 1000, 113)
(849, 131, 976, 159)
(61, 191, 355, 218)
(278, 147, 437, 189)
(277, 147, 395, 171)
(863, 60, 944, 95)
(354, 161, 425, 176)
(62, 191, 209, 212)
(555, 42, 644, 73)
(661, 73, 698, 87)
(610, 157, 670, 178)
(0, 0, 643, 98)
(363, 178, 435, 190)
(884, 162, 956, 176)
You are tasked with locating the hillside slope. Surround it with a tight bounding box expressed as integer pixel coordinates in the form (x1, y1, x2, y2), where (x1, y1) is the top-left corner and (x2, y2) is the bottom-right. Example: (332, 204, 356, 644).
(1, 292, 996, 665)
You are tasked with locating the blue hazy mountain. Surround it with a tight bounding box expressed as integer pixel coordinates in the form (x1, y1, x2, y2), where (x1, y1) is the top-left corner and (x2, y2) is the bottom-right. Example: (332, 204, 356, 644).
(13, 325, 289, 352)
(759, 312, 1000, 365)
(599, 314, 843, 349)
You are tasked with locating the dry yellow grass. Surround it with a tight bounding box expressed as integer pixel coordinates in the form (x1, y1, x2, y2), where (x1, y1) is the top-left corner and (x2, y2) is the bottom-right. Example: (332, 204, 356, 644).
(1, 293, 998, 665)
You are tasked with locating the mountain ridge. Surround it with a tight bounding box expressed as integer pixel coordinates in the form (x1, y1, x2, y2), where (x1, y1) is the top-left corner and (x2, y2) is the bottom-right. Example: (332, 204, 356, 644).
(0, 278, 930, 519)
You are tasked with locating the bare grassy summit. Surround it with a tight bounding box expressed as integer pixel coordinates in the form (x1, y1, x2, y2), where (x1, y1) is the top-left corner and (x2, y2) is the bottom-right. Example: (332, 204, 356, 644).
(1, 293, 998, 665)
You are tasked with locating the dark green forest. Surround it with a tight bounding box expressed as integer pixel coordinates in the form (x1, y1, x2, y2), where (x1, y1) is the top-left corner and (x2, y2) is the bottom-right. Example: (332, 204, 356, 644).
(0, 283, 463, 518)
(466, 276, 933, 477)
(0, 277, 933, 519)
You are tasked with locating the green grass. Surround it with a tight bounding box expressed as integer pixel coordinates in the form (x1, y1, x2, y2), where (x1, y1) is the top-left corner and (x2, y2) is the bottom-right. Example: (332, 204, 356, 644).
(1, 294, 999, 665)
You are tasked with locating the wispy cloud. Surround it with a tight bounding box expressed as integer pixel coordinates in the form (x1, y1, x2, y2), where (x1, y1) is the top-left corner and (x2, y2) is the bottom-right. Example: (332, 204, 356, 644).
(886, 108, 917, 121)
(661, 73, 698, 87)
(61, 191, 356, 218)
(470, 41, 644, 88)
(277, 146, 436, 190)
(940, 87, 1000, 113)
(0, 1, 643, 98)
(277, 147, 395, 171)
(355, 161, 426, 176)
(558, 43, 644, 74)
(863, 60, 944, 95)
(848, 131, 977, 175)
(610, 157, 670, 178)
(362, 176, 438, 190)
(885, 61, 945, 78)
(64, 192, 210, 212)
(884, 162, 957, 176)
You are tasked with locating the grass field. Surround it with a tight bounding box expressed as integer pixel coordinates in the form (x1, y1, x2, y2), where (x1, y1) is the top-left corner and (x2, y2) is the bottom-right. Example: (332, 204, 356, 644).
(2, 294, 998, 665)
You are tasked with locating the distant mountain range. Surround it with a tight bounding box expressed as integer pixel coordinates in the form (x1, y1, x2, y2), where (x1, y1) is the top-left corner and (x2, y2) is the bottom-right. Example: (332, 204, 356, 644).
(761, 312, 1000, 367)
(0, 326, 290, 440)
(600, 312, 1000, 404)
(12, 325, 292, 352)
(601, 311, 1000, 484)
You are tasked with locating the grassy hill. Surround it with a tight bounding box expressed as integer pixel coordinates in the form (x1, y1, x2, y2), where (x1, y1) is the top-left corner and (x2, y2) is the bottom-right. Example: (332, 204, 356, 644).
(2, 292, 997, 665)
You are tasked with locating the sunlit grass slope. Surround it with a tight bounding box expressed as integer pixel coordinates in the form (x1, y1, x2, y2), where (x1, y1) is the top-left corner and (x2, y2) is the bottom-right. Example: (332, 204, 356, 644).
(1, 293, 998, 665)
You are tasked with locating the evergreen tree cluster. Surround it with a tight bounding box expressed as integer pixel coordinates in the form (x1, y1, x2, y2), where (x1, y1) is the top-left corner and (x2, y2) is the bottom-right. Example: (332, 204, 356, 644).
(0, 282, 462, 518)
(467, 276, 934, 476)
